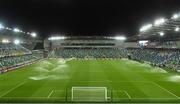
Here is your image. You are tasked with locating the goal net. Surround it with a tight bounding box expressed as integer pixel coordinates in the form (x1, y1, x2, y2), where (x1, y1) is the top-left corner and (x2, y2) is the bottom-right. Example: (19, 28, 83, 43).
(71, 87, 108, 102)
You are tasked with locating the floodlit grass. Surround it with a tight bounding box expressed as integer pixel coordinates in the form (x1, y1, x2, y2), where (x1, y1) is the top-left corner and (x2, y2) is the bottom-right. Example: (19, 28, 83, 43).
(0, 59, 180, 103)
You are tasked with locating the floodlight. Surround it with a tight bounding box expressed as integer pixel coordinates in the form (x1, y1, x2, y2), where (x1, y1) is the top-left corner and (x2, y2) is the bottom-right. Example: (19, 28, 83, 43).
(0, 24, 4, 29)
(159, 32, 165, 36)
(140, 24, 153, 32)
(6, 27, 12, 30)
(27, 32, 31, 35)
(175, 27, 180, 32)
(154, 18, 166, 26)
(48, 36, 66, 40)
(14, 39, 20, 45)
(31, 32, 37, 37)
(172, 14, 179, 20)
(13, 28, 20, 33)
(2, 39, 10, 44)
(114, 36, 127, 41)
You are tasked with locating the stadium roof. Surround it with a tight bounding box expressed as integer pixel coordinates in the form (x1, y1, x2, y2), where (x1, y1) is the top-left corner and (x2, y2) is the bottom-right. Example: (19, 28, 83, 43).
(134, 13, 180, 41)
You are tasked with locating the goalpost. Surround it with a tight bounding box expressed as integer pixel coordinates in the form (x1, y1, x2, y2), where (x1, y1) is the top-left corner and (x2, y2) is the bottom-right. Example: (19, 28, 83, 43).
(71, 87, 108, 102)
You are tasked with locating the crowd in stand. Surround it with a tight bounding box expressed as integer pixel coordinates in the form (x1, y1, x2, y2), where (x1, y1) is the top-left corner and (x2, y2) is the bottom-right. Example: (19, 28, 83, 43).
(129, 48, 180, 71)
(0, 44, 31, 58)
(52, 48, 127, 59)
(1, 43, 180, 73)
(52, 47, 180, 71)
(0, 43, 43, 73)
(128, 48, 180, 70)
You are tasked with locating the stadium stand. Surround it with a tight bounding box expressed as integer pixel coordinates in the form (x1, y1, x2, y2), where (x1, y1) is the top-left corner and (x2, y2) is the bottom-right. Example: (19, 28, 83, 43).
(0, 25, 43, 74)
(51, 48, 127, 59)
(46, 36, 180, 72)
(0, 43, 43, 73)
(126, 48, 180, 71)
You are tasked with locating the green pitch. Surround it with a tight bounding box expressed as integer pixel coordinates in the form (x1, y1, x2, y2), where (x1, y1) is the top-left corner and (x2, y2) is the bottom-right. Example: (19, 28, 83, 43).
(0, 59, 180, 103)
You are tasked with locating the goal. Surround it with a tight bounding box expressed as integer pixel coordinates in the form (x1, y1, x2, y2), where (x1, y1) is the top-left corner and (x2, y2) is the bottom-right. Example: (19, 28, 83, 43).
(71, 87, 108, 102)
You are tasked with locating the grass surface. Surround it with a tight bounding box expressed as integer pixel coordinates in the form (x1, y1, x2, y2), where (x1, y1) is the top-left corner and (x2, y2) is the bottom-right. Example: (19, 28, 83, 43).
(0, 59, 180, 103)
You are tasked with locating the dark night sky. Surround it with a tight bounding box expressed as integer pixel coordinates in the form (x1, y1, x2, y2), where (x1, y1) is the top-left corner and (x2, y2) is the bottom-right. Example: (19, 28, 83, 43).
(0, 0, 180, 38)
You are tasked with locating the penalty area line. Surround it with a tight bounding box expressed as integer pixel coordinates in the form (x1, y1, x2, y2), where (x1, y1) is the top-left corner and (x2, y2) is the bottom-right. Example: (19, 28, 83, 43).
(151, 82, 180, 99)
(123, 90, 131, 99)
(115, 90, 132, 99)
(0, 81, 26, 98)
(47, 90, 54, 98)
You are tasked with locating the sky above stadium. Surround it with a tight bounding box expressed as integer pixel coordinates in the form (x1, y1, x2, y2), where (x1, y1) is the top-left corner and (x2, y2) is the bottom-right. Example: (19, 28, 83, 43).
(0, 0, 180, 38)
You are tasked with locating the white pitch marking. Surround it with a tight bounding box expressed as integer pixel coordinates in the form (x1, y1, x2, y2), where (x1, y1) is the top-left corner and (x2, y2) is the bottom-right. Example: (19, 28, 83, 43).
(47, 90, 54, 98)
(123, 90, 131, 99)
(151, 82, 180, 99)
(70, 81, 152, 83)
(0, 81, 26, 98)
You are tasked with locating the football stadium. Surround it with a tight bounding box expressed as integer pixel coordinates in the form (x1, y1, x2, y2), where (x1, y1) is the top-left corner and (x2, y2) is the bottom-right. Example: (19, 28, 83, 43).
(1, 0, 180, 103)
